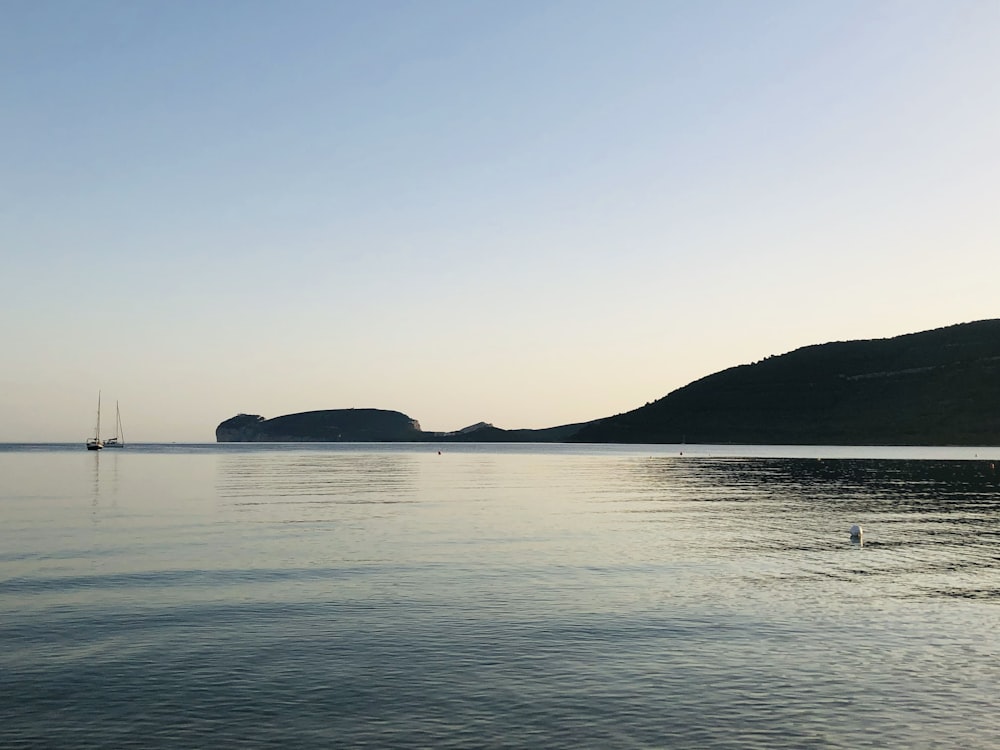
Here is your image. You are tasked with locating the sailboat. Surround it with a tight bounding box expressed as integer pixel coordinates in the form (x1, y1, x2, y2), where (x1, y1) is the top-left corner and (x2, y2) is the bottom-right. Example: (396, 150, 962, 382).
(86, 392, 104, 450)
(104, 401, 125, 448)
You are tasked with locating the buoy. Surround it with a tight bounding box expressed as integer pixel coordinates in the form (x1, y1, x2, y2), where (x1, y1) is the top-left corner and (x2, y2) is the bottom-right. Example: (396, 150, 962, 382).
(850, 524, 863, 541)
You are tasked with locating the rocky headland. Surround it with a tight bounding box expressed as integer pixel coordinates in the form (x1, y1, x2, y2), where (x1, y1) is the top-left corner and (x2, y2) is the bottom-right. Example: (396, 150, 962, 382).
(216, 409, 423, 442)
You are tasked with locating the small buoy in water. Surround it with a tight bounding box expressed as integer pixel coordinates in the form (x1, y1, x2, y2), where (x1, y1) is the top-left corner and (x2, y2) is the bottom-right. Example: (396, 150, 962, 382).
(850, 524, 863, 541)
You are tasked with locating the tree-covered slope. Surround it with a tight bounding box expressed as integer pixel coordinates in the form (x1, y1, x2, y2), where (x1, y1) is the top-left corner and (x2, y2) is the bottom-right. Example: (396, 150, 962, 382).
(571, 319, 1000, 445)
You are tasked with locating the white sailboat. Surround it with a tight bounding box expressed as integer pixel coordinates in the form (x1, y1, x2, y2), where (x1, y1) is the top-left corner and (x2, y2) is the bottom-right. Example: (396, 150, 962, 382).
(104, 401, 125, 448)
(86, 392, 104, 450)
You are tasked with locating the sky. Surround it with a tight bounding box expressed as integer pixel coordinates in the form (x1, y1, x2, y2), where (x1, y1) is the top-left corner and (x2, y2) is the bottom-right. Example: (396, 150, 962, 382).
(2, 0, 999, 442)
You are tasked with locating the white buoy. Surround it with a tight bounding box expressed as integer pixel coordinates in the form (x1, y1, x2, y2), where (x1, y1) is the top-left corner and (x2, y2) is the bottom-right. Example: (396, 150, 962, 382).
(850, 524, 863, 541)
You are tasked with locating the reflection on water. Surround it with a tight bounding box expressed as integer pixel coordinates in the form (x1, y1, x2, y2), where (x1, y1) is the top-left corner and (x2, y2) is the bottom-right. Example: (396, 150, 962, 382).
(217, 451, 419, 505)
(89, 451, 123, 517)
(1, 446, 999, 749)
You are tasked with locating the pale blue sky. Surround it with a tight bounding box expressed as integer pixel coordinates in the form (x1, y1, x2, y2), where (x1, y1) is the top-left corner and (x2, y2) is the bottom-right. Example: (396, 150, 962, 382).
(2, 0, 998, 441)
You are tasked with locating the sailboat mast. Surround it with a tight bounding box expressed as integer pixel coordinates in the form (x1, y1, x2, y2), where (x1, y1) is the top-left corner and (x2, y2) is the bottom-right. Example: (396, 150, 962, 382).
(116, 401, 124, 446)
(86, 392, 105, 450)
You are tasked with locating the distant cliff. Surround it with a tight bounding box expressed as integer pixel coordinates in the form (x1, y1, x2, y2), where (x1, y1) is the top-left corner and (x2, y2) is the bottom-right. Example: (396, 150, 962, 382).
(216, 319, 1000, 446)
(572, 319, 1000, 445)
(216, 409, 423, 442)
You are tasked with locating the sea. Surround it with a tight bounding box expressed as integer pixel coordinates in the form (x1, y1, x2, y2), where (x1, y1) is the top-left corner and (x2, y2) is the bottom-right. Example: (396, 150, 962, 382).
(1, 442, 999, 749)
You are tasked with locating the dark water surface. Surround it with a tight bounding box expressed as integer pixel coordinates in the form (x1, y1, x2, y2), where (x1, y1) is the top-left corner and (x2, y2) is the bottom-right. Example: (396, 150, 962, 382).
(2, 443, 999, 748)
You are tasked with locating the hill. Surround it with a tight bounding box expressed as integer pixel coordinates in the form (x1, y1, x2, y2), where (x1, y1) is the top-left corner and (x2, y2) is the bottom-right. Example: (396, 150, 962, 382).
(216, 409, 424, 442)
(215, 320, 1000, 446)
(571, 319, 1000, 445)
(437, 421, 596, 442)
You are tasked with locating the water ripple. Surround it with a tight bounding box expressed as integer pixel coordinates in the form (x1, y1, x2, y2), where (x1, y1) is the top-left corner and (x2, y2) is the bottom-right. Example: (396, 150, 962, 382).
(1, 448, 999, 748)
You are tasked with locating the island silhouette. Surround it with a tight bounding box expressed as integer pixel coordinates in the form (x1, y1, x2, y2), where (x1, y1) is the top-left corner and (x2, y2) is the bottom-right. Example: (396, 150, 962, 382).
(216, 319, 1000, 445)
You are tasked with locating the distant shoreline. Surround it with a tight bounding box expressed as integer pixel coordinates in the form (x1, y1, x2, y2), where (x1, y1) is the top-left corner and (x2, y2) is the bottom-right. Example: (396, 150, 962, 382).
(4, 442, 999, 462)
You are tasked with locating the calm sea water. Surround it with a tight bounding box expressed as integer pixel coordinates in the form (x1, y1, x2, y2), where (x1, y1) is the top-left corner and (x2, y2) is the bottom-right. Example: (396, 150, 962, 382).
(2, 443, 999, 749)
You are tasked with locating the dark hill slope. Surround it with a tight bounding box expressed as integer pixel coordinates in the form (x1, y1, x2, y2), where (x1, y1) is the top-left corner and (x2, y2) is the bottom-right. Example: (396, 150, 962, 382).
(572, 320, 1000, 445)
